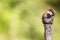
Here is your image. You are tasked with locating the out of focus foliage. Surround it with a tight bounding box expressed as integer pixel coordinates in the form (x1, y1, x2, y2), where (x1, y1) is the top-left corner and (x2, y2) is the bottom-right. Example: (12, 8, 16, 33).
(0, 0, 60, 40)
(46, 0, 60, 10)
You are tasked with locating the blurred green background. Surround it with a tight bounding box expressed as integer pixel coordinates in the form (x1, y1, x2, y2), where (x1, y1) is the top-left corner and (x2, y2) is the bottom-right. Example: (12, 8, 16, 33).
(0, 0, 60, 40)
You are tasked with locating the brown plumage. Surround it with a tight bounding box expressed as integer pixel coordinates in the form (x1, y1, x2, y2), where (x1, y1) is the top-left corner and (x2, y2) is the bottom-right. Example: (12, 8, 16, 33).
(42, 8, 55, 24)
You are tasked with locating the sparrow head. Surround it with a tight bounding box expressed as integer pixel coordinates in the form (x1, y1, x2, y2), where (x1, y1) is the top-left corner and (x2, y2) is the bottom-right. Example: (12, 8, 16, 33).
(46, 8, 55, 18)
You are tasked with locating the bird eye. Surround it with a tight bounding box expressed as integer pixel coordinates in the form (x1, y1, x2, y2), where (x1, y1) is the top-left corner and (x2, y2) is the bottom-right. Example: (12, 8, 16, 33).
(47, 13, 50, 16)
(47, 13, 51, 18)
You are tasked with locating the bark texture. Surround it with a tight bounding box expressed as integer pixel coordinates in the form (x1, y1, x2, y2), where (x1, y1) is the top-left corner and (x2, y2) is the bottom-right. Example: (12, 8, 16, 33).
(44, 24, 51, 40)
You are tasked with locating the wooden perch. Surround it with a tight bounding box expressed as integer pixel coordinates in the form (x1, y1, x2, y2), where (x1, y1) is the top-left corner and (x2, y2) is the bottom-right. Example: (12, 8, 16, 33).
(42, 8, 56, 40)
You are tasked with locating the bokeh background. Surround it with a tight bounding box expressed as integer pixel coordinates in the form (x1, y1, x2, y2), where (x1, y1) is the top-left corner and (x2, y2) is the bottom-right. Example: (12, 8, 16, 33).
(0, 0, 60, 40)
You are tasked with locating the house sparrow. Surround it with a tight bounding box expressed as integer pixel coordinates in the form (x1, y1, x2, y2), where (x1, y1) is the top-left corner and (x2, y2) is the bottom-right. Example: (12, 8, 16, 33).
(42, 8, 55, 24)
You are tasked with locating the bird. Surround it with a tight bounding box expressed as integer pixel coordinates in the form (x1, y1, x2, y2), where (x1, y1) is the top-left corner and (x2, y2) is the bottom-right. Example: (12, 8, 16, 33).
(42, 8, 56, 25)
